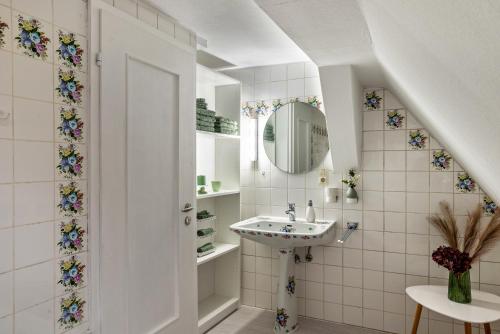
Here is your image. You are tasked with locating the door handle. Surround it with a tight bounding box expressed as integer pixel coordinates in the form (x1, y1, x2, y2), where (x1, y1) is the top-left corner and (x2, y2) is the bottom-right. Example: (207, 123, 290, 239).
(181, 203, 193, 213)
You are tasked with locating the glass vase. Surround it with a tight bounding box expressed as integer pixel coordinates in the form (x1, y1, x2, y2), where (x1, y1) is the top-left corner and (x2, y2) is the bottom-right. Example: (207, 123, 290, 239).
(448, 270, 471, 303)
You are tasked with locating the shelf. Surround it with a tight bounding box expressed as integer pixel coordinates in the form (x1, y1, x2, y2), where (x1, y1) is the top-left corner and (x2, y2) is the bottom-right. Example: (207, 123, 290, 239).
(196, 130, 240, 140)
(198, 294, 239, 334)
(197, 242, 239, 266)
(197, 189, 240, 200)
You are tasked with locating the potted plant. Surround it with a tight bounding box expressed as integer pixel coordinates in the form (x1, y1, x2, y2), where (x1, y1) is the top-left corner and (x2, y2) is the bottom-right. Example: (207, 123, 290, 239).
(429, 201, 500, 303)
(342, 168, 360, 204)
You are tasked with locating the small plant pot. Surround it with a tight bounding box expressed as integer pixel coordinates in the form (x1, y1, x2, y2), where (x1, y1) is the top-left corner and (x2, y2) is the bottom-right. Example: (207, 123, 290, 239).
(345, 187, 358, 204)
(448, 270, 471, 304)
(211, 181, 221, 192)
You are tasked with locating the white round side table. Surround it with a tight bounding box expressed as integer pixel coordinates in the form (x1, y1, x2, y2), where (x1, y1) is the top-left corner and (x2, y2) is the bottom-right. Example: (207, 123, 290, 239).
(406, 285, 500, 334)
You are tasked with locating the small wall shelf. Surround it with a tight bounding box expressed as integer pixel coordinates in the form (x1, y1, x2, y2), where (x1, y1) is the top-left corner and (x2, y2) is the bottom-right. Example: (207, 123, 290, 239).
(197, 242, 239, 266)
(197, 189, 240, 200)
(196, 130, 240, 140)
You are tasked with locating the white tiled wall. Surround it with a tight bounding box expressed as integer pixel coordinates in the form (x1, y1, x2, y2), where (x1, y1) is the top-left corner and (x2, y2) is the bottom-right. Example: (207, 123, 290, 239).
(226, 63, 500, 334)
(0, 0, 195, 333)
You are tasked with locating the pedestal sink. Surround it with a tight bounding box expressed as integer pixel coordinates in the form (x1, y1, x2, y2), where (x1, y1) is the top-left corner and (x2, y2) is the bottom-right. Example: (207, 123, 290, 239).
(230, 216, 336, 333)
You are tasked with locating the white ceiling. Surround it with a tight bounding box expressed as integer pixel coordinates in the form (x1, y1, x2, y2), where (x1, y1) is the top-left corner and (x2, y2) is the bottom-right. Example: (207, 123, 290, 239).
(254, 0, 386, 86)
(145, 0, 310, 67)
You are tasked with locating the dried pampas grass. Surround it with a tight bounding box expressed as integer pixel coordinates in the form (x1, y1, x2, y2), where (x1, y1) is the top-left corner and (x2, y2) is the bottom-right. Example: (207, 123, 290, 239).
(428, 202, 459, 250)
(470, 209, 500, 262)
(428, 201, 500, 263)
(463, 204, 482, 254)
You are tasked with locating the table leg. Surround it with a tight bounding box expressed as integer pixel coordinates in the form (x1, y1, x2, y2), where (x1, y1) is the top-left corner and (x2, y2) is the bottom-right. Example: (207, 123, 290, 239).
(464, 322, 471, 334)
(484, 323, 491, 334)
(411, 304, 423, 334)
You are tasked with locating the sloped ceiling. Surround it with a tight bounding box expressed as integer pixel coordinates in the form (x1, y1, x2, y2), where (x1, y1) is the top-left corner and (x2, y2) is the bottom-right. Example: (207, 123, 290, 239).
(144, 0, 310, 67)
(358, 0, 500, 203)
(254, 0, 386, 86)
(257, 0, 500, 202)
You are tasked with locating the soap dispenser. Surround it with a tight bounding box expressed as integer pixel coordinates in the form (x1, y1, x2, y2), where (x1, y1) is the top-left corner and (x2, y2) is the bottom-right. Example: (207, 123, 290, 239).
(306, 200, 316, 223)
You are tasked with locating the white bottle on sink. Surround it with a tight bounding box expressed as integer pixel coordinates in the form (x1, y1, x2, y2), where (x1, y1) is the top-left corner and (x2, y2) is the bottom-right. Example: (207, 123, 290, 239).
(306, 199, 316, 223)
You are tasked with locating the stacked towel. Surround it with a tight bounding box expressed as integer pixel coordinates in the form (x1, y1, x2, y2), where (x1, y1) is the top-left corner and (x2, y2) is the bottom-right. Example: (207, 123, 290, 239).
(263, 123, 275, 142)
(214, 116, 238, 135)
(196, 98, 208, 110)
(197, 210, 214, 220)
(197, 228, 215, 237)
(197, 243, 215, 253)
(196, 98, 216, 132)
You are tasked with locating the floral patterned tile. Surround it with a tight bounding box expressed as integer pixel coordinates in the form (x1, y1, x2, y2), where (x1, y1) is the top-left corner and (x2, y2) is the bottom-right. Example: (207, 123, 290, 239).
(54, 68, 86, 107)
(363, 88, 384, 111)
(385, 109, 405, 129)
(0, 5, 12, 51)
(54, 27, 86, 72)
(56, 217, 87, 257)
(56, 180, 87, 219)
(454, 172, 477, 193)
(306, 96, 322, 110)
(482, 195, 497, 216)
(13, 11, 52, 62)
(407, 129, 428, 150)
(55, 105, 86, 144)
(55, 143, 87, 180)
(56, 253, 87, 296)
(430, 149, 452, 171)
(56, 288, 87, 334)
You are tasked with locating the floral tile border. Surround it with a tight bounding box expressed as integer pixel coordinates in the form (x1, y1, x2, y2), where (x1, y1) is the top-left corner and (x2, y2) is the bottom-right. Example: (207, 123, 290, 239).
(56, 253, 87, 296)
(55, 68, 85, 106)
(363, 89, 383, 111)
(408, 129, 428, 150)
(385, 109, 405, 129)
(483, 195, 497, 216)
(13, 11, 52, 62)
(55, 143, 86, 180)
(55, 105, 86, 144)
(55, 27, 86, 72)
(57, 289, 87, 333)
(455, 172, 476, 193)
(430, 149, 452, 171)
(0, 6, 11, 51)
(56, 181, 87, 218)
(56, 217, 87, 257)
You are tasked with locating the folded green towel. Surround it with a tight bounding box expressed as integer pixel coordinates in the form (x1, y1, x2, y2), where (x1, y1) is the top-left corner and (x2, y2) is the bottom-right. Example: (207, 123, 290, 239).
(196, 109, 215, 117)
(197, 243, 215, 253)
(197, 210, 214, 220)
(197, 120, 216, 127)
(197, 228, 215, 237)
(197, 126, 215, 132)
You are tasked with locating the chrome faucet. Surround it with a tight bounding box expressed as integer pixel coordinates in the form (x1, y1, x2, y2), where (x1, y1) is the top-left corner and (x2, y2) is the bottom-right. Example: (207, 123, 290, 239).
(285, 203, 296, 222)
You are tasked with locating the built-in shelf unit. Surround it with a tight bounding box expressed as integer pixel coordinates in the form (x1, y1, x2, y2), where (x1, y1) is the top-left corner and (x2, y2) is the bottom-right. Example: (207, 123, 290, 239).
(196, 64, 241, 333)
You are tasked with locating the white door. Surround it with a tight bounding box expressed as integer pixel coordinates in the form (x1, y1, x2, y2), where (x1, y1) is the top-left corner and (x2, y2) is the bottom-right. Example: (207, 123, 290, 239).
(95, 5, 196, 334)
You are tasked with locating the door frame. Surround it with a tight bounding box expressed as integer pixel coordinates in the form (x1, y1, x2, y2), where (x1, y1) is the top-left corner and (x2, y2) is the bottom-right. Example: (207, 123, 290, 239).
(88, 2, 197, 333)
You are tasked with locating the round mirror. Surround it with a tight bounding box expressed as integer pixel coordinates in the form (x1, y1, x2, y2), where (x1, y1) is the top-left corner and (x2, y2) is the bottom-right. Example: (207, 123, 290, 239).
(263, 101, 329, 174)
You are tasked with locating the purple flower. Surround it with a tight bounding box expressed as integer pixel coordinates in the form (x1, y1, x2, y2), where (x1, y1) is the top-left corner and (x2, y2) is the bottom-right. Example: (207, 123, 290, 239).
(432, 246, 471, 274)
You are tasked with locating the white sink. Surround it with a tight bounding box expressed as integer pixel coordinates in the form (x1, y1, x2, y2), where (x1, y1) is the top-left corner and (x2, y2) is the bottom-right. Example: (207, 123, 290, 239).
(230, 216, 336, 248)
(231, 216, 337, 333)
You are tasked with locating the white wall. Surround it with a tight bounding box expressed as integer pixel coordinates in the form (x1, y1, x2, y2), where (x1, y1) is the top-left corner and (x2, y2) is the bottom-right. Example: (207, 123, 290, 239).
(319, 64, 362, 172)
(0, 1, 194, 333)
(227, 62, 500, 334)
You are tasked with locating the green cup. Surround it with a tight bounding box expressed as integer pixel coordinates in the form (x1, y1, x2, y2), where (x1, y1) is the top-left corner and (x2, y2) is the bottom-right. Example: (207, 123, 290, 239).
(197, 175, 206, 186)
(211, 181, 221, 192)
